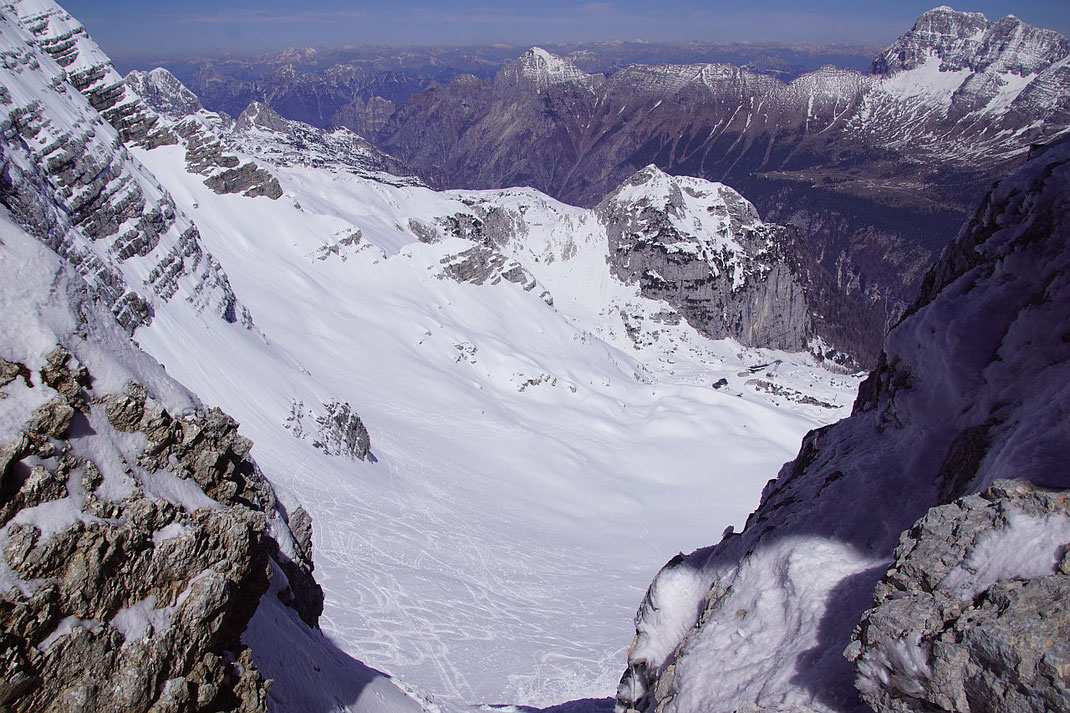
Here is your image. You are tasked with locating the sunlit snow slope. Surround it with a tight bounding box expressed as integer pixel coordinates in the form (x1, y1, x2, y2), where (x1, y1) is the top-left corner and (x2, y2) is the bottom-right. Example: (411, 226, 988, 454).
(129, 141, 859, 705)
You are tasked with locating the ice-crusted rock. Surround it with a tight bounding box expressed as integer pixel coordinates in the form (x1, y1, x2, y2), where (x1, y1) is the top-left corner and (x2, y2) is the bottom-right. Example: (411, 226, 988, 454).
(599, 166, 811, 351)
(0, 1, 248, 331)
(313, 401, 371, 461)
(614, 136, 1070, 713)
(846, 480, 1070, 713)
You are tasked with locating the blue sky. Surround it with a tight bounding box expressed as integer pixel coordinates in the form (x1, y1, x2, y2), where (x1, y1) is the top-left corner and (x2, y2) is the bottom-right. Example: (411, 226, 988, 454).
(62, 1, 1070, 59)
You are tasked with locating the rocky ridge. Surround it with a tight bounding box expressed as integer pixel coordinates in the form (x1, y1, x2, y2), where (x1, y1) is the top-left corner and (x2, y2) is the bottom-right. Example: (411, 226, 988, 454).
(228, 101, 419, 183)
(0, 224, 321, 712)
(0, 4, 246, 332)
(125, 68, 205, 120)
(614, 136, 1070, 713)
(407, 167, 855, 362)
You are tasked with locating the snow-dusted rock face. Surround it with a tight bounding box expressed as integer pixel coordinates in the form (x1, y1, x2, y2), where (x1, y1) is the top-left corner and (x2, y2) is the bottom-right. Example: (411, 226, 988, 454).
(614, 136, 1070, 713)
(495, 47, 605, 94)
(873, 6, 1069, 76)
(848, 480, 1070, 713)
(0, 224, 320, 712)
(5, 0, 176, 149)
(8, 1, 282, 203)
(0, 3, 245, 331)
(124, 67, 204, 120)
(229, 101, 419, 183)
(599, 166, 810, 352)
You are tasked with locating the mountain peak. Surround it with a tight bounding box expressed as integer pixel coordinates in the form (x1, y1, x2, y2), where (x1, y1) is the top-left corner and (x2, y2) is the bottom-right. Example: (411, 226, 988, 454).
(873, 5, 1069, 75)
(125, 66, 204, 119)
(496, 46, 602, 92)
(235, 101, 292, 132)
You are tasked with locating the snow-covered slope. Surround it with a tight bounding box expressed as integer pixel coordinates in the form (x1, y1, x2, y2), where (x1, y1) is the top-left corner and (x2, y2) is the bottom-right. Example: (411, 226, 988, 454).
(130, 135, 859, 705)
(615, 137, 1070, 713)
(0, 209, 433, 713)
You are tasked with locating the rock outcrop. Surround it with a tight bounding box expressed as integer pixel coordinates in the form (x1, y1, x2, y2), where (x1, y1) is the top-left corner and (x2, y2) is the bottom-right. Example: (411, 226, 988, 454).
(599, 166, 811, 352)
(283, 400, 371, 461)
(0, 227, 321, 713)
(847, 480, 1070, 713)
(614, 136, 1070, 713)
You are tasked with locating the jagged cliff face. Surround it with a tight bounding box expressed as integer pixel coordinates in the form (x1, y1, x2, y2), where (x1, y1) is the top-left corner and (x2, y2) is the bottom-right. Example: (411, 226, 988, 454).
(598, 166, 811, 353)
(0, 221, 321, 712)
(0, 3, 245, 332)
(615, 138, 1070, 713)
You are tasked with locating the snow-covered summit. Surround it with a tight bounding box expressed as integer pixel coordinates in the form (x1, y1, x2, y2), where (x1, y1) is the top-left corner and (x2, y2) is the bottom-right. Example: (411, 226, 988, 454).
(873, 5, 1070, 75)
(496, 46, 604, 92)
(125, 67, 205, 119)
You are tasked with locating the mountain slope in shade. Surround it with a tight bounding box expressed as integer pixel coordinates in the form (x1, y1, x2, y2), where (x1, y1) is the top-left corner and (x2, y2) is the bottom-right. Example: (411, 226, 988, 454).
(614, 136, 1070, 713)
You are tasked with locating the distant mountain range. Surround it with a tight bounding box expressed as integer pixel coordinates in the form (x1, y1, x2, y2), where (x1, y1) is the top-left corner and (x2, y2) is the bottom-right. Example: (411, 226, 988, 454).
(126, 8, 1070, 365)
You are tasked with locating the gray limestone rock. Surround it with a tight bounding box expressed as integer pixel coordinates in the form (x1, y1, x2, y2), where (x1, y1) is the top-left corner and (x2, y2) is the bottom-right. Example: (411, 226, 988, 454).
(599, 166, 812, 352)
(848, 480, 1070, 713)
(0, 344, 323, 712)
(312, 401, 371, 461)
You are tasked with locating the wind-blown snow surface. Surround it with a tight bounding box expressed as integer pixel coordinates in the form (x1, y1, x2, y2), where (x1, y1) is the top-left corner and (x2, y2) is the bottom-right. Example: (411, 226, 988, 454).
(128, 141, 858, 705)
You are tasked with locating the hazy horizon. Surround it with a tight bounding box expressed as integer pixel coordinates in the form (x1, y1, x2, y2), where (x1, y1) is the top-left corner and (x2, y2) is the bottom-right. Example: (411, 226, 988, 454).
(62, 1, 1070, 65)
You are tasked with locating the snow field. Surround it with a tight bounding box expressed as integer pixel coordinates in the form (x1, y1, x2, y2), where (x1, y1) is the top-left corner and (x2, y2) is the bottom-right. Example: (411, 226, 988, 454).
(131, 144, 857, 706)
